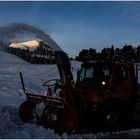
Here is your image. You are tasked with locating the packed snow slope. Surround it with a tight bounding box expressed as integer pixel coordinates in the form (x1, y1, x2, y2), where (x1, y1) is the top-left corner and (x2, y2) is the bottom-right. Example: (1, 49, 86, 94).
(1, 51, 140, 138)
(0, 51, 61, 107)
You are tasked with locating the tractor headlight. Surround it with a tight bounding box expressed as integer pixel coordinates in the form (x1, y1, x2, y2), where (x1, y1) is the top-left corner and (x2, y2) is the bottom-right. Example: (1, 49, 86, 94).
(102, 81, 106, 86)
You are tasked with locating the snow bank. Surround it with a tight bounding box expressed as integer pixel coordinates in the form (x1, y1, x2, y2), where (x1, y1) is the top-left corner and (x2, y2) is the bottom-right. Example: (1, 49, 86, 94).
(0, 51, 60, 107)
(0, 51, 28, 64)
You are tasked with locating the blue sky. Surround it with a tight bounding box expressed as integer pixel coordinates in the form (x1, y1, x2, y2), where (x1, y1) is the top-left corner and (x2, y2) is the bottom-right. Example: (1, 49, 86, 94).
(0, 1, 140, 57)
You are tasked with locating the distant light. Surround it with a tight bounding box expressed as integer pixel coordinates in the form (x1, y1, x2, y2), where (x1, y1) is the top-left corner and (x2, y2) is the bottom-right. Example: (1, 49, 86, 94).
(9, 40, 40, 51)
(22, 40, 39, 47)
(102, 81, 106, 86)
(9, 40, 39, 48)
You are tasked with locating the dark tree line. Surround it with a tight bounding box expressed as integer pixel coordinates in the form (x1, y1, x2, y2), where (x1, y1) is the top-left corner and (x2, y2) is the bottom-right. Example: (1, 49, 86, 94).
(8, 42, 140, 64)
(8, 41, 56, 64)
(75, 44, 140, 63)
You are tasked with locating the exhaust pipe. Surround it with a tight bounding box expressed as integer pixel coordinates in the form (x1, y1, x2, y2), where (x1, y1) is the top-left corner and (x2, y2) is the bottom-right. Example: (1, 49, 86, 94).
(19, 72, 26, 94)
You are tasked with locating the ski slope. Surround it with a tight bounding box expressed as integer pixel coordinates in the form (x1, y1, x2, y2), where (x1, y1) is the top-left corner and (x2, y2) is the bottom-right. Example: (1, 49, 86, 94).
(1, 51, 140, 138)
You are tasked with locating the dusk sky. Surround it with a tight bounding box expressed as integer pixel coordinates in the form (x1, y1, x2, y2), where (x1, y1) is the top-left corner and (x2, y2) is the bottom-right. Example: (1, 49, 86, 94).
(0, 1, 140, 57)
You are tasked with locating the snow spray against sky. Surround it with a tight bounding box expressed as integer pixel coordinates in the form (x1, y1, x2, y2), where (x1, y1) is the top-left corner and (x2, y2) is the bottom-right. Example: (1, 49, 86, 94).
(0, 23, 62, 51)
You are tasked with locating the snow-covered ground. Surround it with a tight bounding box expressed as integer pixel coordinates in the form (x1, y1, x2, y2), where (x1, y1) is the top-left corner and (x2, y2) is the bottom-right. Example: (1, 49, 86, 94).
(1, 51, 140, 138)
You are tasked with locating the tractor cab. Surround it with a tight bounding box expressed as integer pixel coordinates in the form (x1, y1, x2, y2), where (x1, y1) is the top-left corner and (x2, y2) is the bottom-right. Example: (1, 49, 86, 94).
(75, 61, 136, 113)
(76, 61, 113, 89)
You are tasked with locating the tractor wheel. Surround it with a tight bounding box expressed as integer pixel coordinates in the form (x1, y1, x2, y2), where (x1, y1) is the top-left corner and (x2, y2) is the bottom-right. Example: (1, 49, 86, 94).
(18, 101, 36, 122)
(99, 104, 122, 128)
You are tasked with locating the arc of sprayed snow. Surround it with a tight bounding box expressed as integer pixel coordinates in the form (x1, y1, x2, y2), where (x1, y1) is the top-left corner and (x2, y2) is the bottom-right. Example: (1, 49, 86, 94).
(0, 23, 63, 52)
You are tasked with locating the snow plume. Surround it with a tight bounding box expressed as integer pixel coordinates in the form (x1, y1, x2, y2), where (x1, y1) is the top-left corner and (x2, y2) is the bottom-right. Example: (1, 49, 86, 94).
(0, 23, 62, 51)
(0, 23, 46, 43)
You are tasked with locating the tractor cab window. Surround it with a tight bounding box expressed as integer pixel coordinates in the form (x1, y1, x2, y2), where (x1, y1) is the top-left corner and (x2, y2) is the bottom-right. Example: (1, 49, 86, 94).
(80, 67, 94, 82)
(121, 67, 128, 80)
(102, 67, 110, 76)
(80, 68, 85, 82)
(97, 66, 111, 86)
(115, 66, 128, 84)
(85, 67, 94, 78)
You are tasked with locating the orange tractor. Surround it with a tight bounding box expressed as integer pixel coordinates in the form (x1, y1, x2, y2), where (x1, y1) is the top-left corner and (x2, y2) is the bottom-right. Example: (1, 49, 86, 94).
(18, 50, 140, 133)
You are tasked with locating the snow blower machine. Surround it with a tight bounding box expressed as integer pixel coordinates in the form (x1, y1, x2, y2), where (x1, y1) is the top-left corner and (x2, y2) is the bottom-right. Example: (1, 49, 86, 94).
(19, 46, 140, 134)
(18, 50, 78, 134)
